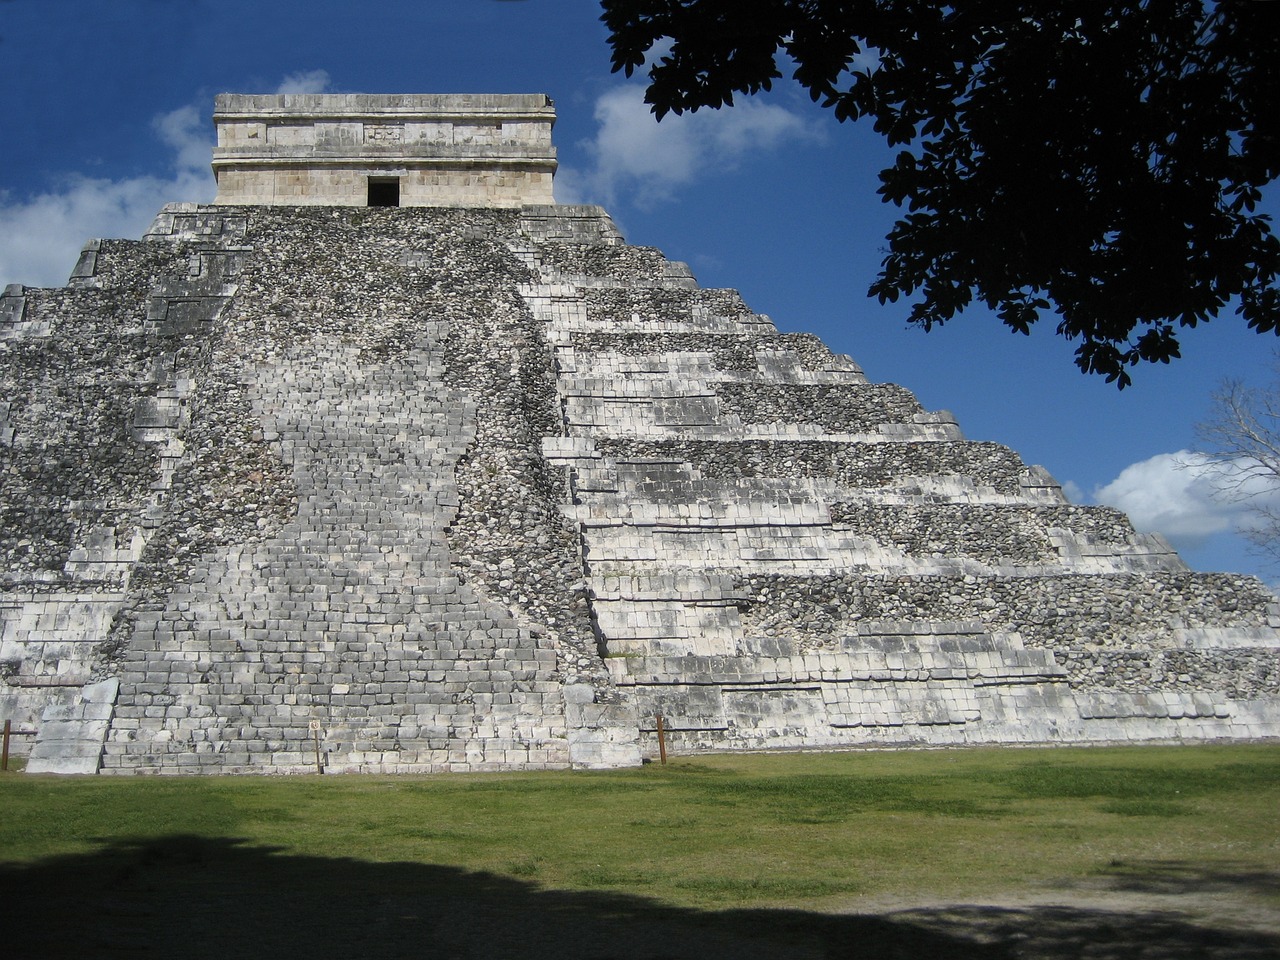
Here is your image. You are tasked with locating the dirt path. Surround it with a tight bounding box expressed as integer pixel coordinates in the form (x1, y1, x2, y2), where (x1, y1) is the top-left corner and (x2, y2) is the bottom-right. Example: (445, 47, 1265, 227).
(828, 868, 1280, 958)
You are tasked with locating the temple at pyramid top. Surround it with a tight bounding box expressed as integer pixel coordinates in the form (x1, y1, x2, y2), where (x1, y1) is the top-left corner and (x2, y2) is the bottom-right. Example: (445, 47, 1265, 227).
(211, 93, 557, 208)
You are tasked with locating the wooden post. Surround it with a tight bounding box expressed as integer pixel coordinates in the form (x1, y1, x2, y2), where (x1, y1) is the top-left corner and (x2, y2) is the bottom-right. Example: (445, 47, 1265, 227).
(309, 720, 323, 774)
(2, 719, 10, 772)
(655, 714, 668, 765)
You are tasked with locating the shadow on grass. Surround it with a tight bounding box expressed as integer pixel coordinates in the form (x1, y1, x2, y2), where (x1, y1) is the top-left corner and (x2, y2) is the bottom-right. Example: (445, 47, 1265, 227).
(1085, 859, 1280, 898)
(1, 836, 1276, 959)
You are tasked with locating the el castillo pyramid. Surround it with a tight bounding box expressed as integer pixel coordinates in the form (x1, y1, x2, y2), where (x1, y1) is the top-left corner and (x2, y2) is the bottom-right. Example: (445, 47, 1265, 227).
(3, 94, 1279, 775)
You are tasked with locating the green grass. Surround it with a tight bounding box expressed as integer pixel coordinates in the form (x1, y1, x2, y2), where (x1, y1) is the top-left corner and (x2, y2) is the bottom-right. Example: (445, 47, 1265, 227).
(2, 743, 1277, 912)
(3, 744, 1278, 958)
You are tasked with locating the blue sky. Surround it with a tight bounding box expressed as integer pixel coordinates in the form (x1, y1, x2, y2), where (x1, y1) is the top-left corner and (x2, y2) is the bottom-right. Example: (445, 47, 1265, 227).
(2, 0, 1277, 583)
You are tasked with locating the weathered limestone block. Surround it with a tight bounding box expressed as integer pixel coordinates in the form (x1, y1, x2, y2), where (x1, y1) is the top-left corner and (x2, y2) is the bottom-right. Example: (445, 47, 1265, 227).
(520, 204, 624, 245)
(0, 285, 49, 340)
(26, 678, 118, 773)
(563, 684, 642, 768)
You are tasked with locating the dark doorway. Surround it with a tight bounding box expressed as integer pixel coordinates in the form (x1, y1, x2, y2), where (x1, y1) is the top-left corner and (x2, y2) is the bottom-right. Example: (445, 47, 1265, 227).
(367, 178, 400, 207)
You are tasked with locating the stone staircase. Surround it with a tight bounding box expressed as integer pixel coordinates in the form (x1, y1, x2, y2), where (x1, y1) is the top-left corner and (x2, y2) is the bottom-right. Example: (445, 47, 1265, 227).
(101, 209, 575, 772)
(104, 341, 568, 772)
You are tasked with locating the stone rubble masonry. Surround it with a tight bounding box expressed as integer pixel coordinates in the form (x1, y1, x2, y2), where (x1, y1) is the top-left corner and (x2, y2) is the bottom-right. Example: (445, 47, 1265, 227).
(3, 194, 1280, 771)
(516, 206, 1280, 754)
(212, 94, 557, 208)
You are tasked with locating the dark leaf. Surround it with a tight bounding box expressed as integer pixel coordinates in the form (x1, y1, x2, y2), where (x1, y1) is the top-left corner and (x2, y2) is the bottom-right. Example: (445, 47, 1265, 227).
(600, 0, 1280, 386)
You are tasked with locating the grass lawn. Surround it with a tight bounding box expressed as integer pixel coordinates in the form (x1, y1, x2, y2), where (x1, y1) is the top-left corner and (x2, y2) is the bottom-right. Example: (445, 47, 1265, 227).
(1, 743, 1277, 957)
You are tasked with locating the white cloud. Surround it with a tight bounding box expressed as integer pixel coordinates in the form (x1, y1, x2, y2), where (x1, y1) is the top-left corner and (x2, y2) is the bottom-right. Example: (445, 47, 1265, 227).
(557, 84, 823, 208)
(151, 103, 212, 174)
(275, 70, 333, 95)
(1059, 479, 1086, 504)
(0, 103, 216, 289)
(1092, 450, 1280, 549)
(0, 71, 334, 289)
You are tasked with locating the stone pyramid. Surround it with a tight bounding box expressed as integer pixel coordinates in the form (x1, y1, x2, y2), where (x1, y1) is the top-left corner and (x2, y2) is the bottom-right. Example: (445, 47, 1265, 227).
(2, 94, 1278, 775)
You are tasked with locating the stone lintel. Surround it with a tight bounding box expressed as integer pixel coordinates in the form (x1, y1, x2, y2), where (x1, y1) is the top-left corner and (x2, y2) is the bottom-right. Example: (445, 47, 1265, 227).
(211, 154, 556, 168)
(213, 92, 556, 120)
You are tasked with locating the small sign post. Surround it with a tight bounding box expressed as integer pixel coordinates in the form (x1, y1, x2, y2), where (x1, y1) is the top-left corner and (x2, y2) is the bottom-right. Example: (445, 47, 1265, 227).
(309, 719, 323, 774)
(655, 714, 668, 765)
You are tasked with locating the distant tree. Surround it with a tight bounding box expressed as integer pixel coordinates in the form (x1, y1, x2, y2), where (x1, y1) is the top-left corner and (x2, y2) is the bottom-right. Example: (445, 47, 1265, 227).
(600, 0, 1280, 386)
(1196, 361, 1280, 563)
